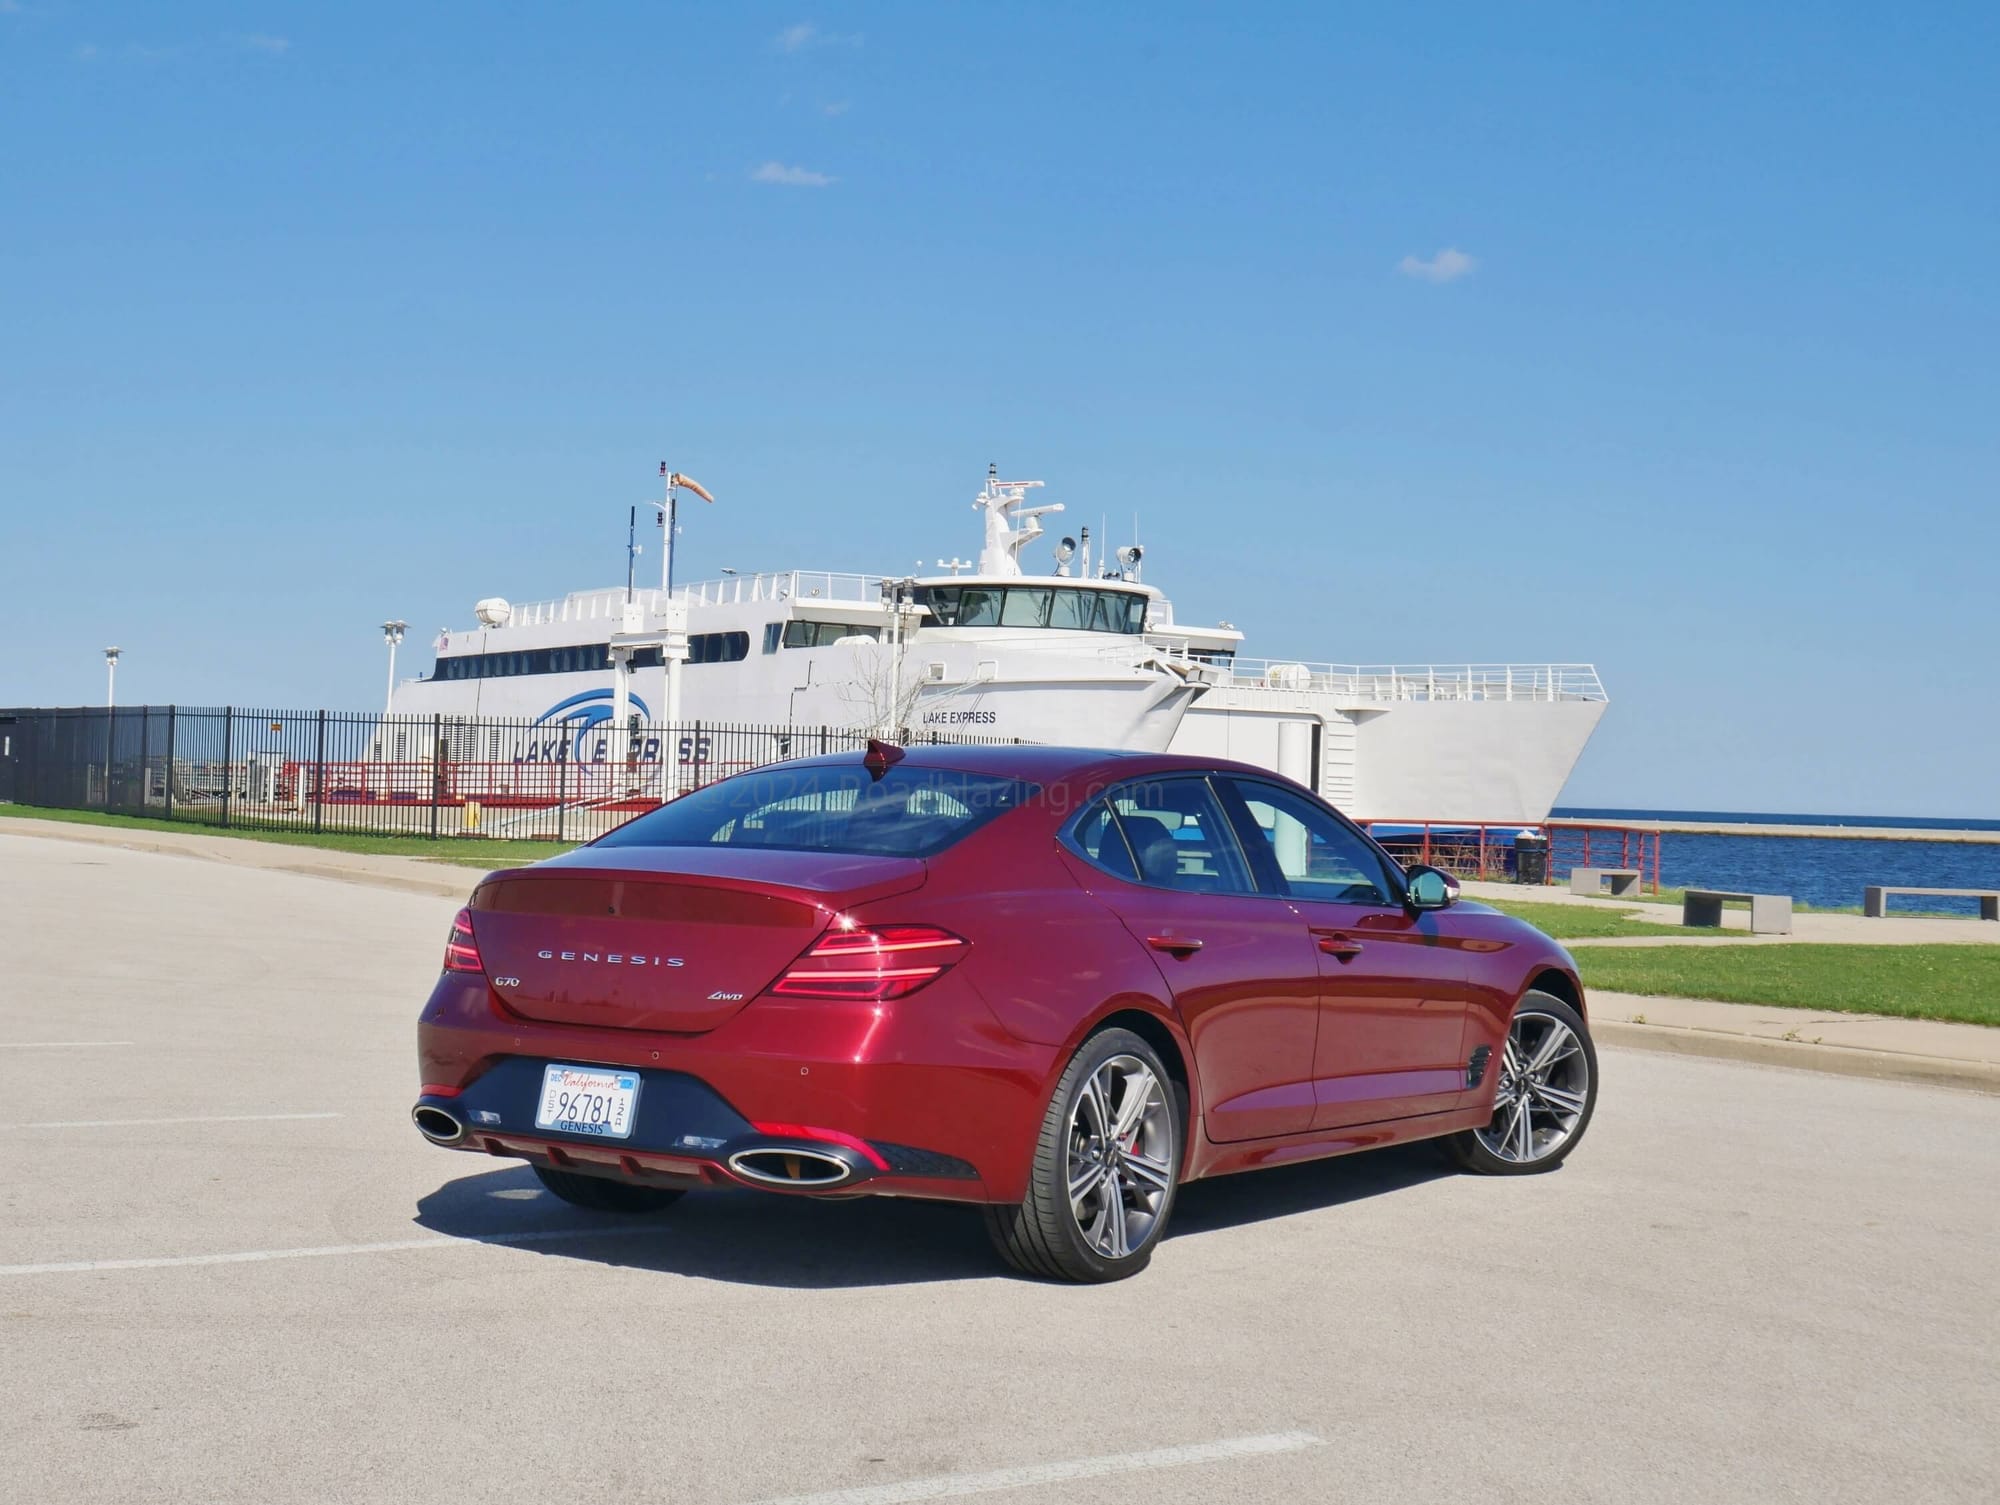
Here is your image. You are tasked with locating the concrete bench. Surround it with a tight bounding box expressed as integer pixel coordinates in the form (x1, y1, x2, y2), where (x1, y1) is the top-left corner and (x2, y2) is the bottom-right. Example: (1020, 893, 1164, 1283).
(1571, 867, 1643, 898)
(1864, 885, 2000, 920)
(1683, 888, 1792, 935)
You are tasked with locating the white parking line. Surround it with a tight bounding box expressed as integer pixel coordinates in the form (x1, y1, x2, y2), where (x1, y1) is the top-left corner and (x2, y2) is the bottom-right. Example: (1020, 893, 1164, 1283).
(0, 1225, 652, 1278)
(752, 1431, 1325, 1505)
(0, 1112, 343, 1130)
(0, 1041, 136, 1049)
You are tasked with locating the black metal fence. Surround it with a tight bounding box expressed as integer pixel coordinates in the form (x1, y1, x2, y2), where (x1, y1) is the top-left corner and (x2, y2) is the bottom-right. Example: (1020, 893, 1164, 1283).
(0, 705, 1014, 846)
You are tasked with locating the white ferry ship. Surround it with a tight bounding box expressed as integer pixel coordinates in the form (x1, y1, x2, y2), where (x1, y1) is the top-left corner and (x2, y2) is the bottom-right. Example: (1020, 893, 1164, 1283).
(386, 467, 1607, 824)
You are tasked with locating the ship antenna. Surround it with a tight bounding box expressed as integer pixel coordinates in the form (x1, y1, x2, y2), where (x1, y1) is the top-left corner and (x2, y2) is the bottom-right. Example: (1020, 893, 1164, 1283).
(659, 462, 676, 596)
(625, 505, 637, 604)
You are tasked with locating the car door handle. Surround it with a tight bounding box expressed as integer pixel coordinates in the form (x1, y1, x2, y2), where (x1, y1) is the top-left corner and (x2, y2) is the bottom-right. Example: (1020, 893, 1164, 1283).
(1316, 934, 1365, 960)
(1146, 935, 1204, 957)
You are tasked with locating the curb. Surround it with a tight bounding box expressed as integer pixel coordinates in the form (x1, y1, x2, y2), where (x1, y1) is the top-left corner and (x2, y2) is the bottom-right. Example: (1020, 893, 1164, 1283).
(1595, 1020, 2000, 1096)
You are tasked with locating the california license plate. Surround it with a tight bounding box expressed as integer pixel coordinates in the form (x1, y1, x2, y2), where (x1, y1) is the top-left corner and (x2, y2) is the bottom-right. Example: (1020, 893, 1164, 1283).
(533, 1064, 641, 1139)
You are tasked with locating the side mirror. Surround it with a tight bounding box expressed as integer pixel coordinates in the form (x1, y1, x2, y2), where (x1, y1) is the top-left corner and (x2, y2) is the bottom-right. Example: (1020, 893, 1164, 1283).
(1405, 865, 1457, 912)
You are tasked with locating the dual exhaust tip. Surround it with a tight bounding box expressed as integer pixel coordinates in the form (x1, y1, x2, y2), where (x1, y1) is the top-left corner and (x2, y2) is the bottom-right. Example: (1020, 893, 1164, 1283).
(725, 1146, 857, 1189)
(411, 1104, 466, 1145)
(409, 1102, 863, 1189)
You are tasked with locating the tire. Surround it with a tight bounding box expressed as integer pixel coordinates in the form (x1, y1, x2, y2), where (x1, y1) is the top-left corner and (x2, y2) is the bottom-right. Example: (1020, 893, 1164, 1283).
(531, 1164, 686, 1214)
(984, 1027, 1182, 1283)
(1443, 991, 1598, 1175)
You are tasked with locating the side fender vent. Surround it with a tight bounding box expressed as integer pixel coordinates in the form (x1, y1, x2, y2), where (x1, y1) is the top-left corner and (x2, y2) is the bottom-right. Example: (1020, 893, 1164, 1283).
(1466, 1045, 1493, 1088)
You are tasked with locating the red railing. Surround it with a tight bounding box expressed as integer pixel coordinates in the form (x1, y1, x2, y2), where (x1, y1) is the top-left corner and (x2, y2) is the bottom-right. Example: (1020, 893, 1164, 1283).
(1547, 822, 1664, 893)
(1358, 819, 1663, 892)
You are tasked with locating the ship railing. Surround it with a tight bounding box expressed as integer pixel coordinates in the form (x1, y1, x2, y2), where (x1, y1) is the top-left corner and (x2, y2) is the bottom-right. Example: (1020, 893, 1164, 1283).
(504, 589, 675, 628)
(480, 571, 893, 625)
(676, 571, 887, 608)
(1188, 659, 1607, 703)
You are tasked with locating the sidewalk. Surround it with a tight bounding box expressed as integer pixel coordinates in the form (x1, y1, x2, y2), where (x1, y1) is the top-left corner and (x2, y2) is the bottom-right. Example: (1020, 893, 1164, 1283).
(0, 815, 479, 900)
(5, 814, 1995, 1095)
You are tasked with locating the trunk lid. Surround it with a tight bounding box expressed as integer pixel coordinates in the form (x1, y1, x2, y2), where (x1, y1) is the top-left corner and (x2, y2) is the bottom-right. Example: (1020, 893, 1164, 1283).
(469, 847, 927, 1033)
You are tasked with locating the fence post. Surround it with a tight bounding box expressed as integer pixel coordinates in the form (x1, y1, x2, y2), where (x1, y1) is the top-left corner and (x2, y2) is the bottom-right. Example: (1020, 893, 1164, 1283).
(101, 706, 114, 810)
(556, 743, 568, 844)
(220, 707, 234, 827)
(429, 712, 443, 840)
(164, 706, 176, 821)
(312, 709, 326, 835)
(692, 720, 703, 789)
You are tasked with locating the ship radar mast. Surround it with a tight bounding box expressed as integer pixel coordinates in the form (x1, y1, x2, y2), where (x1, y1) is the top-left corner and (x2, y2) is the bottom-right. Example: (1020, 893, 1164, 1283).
(973, 462, 1066, 577)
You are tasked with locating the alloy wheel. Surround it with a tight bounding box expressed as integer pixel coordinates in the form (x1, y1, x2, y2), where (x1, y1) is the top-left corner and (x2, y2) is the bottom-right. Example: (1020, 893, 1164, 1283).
(1065, 1054, 1174, 1259)
(1476, 1009, 1591, 1165)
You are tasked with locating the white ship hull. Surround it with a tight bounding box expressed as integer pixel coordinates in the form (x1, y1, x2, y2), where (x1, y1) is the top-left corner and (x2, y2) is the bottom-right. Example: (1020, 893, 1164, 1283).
(1170, 694, 1608, 827)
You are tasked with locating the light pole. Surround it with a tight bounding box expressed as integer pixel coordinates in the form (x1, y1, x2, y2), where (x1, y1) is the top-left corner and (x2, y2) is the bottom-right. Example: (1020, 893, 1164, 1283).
(380, 621, 407, 719)
(104, 646, 121, 708)
(377, 621, 407, 764)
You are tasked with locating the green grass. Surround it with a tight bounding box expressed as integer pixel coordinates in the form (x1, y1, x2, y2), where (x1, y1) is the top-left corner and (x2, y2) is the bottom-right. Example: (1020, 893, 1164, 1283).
(1474, 898, 1691, 939)
(1576, 944, 2000, 1026)
(0, 804, 578, 868)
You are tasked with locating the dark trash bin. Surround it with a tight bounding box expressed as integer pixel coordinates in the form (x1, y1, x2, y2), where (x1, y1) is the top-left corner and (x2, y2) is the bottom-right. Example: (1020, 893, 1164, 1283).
(1513, 829, 1549, 885)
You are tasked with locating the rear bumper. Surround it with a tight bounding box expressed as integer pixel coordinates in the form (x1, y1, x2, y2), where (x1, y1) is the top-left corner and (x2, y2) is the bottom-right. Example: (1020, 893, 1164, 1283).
(415, 972, 1059, 1203)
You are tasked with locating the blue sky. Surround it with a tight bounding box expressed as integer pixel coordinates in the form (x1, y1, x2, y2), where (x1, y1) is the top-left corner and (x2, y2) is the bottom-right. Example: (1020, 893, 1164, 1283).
(3, 2, 1996, 815)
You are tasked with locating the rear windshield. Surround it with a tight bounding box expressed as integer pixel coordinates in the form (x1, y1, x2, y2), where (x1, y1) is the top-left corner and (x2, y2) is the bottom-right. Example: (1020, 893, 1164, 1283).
(594, 764, 1038, 859)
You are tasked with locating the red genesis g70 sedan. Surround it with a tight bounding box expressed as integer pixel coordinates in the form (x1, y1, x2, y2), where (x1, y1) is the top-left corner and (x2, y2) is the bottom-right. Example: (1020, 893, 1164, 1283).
(413, 744, 1599, 1282)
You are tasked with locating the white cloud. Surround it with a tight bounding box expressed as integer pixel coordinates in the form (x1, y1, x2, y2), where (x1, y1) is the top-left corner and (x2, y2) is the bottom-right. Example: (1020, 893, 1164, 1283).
(751, 161, 835, 188)
(237, 34, 290, 54)
(822, 99, 850, 117)
(74, 41, 98, 61)
(1396, 248, 1477, 284)
(774, 21, 860, 53)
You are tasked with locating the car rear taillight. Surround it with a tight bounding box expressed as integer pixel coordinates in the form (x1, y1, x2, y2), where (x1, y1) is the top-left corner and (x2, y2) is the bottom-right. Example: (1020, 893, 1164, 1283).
(770, 924, 967, 1001)
(442, 908, 484, 974)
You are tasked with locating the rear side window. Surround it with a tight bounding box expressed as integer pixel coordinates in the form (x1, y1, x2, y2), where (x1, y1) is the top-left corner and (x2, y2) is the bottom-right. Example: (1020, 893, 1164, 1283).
(594, 765, 1037, 859)
(1066, 799, 1140, 883)
(1105, 777, 1254, 895)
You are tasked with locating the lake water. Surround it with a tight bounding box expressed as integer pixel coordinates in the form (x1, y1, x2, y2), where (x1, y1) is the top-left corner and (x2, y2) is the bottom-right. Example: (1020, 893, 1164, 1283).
(1551, 807, 2000, 914)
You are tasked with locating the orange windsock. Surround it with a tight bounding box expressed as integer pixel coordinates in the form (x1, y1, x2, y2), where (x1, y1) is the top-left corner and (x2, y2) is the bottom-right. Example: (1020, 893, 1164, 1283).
(669, 472, 715, 504)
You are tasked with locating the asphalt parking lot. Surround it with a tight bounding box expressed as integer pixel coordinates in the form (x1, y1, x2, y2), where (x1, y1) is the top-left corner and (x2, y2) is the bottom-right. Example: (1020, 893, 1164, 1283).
(2, 833, 1996, 1504)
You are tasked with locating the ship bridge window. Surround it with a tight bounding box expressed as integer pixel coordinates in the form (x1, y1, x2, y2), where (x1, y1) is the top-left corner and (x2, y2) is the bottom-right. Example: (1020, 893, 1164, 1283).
(782, 620, 882, 648)
(912, 585, 1147, 634)
(687, 631, 750, 665)
(1000, 589, 1052, 627)
(958, 588, 1002, 627)
(1048, 590, 1090, 630)
(763, 623, 783, 655)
